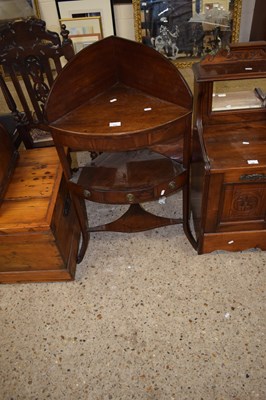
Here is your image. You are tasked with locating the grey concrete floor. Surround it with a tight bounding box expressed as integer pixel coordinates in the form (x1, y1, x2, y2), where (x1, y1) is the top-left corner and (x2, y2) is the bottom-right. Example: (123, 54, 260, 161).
(1, 195, 265, 400)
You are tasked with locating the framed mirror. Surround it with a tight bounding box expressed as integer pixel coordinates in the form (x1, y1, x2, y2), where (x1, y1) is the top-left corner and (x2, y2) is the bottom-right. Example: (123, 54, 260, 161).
(0, 0, 40, 21)
(133, 0, 242, 68)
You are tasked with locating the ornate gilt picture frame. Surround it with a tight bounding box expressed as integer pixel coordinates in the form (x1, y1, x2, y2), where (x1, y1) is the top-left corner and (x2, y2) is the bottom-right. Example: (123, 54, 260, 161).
(133, 0, 242, 68)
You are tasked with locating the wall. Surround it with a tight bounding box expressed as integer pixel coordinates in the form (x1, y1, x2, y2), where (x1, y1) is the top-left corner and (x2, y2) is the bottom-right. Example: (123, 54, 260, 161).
(250, 0, 266, 41)
(113, 3, 134, 40)
(239, 0, 256, 42)
(38, 0, 60, 33)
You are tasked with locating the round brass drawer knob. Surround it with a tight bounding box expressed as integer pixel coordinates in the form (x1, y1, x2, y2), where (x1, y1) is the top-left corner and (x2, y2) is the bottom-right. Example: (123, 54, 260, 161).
(126, 193, 135, 203)
(83, 189, 91, 198)
(168, 181, 176, 190)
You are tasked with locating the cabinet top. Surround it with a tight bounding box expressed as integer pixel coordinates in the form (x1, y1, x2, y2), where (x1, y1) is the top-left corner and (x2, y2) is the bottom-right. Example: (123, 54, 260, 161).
(193, 42, 266, 82)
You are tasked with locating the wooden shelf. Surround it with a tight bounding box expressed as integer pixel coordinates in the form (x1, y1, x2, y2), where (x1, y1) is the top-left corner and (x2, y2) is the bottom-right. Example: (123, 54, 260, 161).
(204, 124, 266, 170)
(55, 83, 189, 135)
(69, 149, 186, 204)
(52, 83, 191, 152)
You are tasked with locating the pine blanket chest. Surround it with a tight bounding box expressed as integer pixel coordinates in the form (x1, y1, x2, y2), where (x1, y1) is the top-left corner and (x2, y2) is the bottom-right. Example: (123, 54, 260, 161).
(0, 147, 81, 283)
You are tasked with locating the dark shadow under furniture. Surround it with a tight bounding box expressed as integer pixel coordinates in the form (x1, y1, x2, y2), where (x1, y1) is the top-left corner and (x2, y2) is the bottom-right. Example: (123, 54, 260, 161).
(45, 36, 193, 262)
(0, 17, 75, 149)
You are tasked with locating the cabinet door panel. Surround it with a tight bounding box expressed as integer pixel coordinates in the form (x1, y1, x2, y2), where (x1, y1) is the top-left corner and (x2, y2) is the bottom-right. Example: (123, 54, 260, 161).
(218, 183, 266, 231)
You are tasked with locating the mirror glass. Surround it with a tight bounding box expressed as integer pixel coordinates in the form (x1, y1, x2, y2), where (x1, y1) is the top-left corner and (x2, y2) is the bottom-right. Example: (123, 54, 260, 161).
(0, 0, 38, 20)
(212, 78, 266, 111)
(134, 0, 242, 67)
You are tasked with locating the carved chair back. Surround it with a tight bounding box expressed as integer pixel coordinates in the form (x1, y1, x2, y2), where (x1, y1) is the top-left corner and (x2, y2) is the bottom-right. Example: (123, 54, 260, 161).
(0, 17, 75, 148)
(0, 72, 22, 147)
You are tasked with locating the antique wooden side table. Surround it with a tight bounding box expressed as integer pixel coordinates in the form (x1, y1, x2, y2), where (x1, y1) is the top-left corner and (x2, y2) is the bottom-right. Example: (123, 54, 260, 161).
(45, 36, 193, 260)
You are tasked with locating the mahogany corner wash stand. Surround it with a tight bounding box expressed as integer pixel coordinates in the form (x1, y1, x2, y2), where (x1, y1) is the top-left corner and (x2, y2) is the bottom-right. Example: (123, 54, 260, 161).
(45, 36, 193, 261)
(189, 42, 266, 254)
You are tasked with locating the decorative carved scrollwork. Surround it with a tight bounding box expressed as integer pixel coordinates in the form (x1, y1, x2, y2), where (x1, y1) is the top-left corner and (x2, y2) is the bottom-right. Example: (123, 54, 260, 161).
(201, 44, 266, 65)
(60, 24, 72, 45)
(25, 55, 50, 107)
(25, 55, 42, 79)
(0, 17, 75, 148)
(233, 194, 259, 212)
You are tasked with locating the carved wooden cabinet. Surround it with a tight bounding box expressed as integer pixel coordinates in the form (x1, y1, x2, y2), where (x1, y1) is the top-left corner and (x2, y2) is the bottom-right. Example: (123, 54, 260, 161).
(189, 42, 266, 253)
